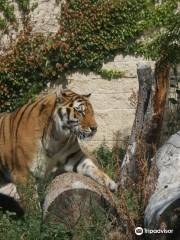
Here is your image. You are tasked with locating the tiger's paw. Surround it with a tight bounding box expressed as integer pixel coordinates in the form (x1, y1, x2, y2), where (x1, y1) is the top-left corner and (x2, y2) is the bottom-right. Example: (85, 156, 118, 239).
(106, 179, 118, 192)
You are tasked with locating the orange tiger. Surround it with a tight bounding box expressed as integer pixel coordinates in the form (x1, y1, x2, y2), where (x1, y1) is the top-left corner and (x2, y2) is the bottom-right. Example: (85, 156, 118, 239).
(0, 89, 117, 214)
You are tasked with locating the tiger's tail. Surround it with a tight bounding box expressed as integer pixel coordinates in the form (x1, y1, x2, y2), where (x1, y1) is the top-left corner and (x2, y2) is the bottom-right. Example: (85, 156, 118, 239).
(0, 193, 24, 217)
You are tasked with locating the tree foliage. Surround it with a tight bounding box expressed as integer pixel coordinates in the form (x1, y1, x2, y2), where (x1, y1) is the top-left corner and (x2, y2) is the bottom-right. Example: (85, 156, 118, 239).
(138, 0, 180, 64)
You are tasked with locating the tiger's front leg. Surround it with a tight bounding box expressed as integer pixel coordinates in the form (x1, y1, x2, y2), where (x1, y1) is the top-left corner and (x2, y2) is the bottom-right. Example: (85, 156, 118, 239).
(65, 158, 117, 192)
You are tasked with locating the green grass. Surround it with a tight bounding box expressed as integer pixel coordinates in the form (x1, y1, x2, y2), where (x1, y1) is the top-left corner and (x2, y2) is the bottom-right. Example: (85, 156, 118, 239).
(0, 211, 72, 240)
(0, 199, 111, 240)
(94, 142, 125, 180)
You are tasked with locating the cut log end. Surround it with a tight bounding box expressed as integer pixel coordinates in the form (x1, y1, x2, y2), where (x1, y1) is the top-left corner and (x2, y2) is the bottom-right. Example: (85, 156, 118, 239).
(43, 173, 118, 228)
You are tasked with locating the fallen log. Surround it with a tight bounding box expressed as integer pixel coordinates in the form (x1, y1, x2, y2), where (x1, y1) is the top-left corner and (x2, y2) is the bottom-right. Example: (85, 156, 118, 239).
(43, 173, 119, 227)
(144, 131, 180, 240)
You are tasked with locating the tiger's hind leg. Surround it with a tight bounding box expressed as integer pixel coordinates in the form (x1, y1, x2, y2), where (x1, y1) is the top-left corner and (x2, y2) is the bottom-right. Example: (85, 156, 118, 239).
(11, 171, 41, 216)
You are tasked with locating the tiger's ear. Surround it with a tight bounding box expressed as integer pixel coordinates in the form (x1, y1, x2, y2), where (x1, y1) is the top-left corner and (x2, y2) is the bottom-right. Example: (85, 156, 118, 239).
(55, 86, 68, 99)
(55, 86, 63, 97)
(83, 93, 91, 98)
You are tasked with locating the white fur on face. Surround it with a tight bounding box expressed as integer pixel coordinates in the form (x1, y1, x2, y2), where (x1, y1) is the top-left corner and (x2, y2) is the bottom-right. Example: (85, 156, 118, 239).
(73, 100, 81, 108)
(73, 101, 85, 113)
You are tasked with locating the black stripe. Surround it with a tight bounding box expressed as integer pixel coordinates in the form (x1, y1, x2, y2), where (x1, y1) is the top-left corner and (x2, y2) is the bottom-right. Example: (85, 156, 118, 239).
(0, 116, 6, 144)
(0, 156, 3, 169)
(64, 149, 81, 165)
(15, 146, 27, 171)
(10, 113, 14, 135)
(73, 157, 84, 172)
(12, 107, 22, 121)
(58, 108, 63, 120)
(65, 92, 76, 97)
(13, 102, 32, 166)
(66, 108, 70, 120)
(25, 98, 43, 120)
(15, 102, 32, 140)
(9, 108, 22, 146)
(3, 154, 9, 170)
(0, 155, 11, 182)
(9, 149, 14, 170)
(41, 101, 56, 147)
(72, 96, 81, 101)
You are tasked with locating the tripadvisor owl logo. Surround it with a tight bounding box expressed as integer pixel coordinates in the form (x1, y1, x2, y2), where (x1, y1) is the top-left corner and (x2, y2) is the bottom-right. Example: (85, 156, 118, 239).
(135, 227, 143, 235)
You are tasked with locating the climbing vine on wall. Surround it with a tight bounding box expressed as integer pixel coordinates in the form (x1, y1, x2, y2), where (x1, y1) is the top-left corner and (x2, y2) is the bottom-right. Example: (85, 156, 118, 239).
(0, 0, 16, 30)
(0, 0, 179, 112)
(17, 0, 31, 13)
(0, 0, 32, 31)
(0, 0, 148, 112)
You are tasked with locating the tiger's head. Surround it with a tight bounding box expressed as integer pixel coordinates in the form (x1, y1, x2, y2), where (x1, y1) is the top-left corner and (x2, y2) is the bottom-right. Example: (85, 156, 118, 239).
(54, 89, 97, 140)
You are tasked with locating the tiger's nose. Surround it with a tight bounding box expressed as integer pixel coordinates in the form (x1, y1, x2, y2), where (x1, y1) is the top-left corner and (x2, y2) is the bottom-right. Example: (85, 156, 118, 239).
(90, 127, 97, 133)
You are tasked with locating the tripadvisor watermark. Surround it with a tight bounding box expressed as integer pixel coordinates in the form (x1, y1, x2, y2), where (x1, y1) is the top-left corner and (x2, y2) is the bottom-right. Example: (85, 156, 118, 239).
(135, 227, 173, 236)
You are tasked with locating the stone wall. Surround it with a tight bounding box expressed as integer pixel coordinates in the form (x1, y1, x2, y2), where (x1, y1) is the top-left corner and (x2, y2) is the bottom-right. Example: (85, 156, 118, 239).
(29, 0, 64, 34)
(0, 0, 63, 52)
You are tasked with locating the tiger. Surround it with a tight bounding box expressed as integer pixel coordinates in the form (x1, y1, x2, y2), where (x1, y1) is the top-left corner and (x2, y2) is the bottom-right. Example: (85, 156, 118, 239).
(0, 88, 117, 215)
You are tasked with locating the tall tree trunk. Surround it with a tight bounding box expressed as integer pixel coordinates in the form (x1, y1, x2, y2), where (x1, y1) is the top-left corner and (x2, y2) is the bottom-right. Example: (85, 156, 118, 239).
(120, 60, 170, 186)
